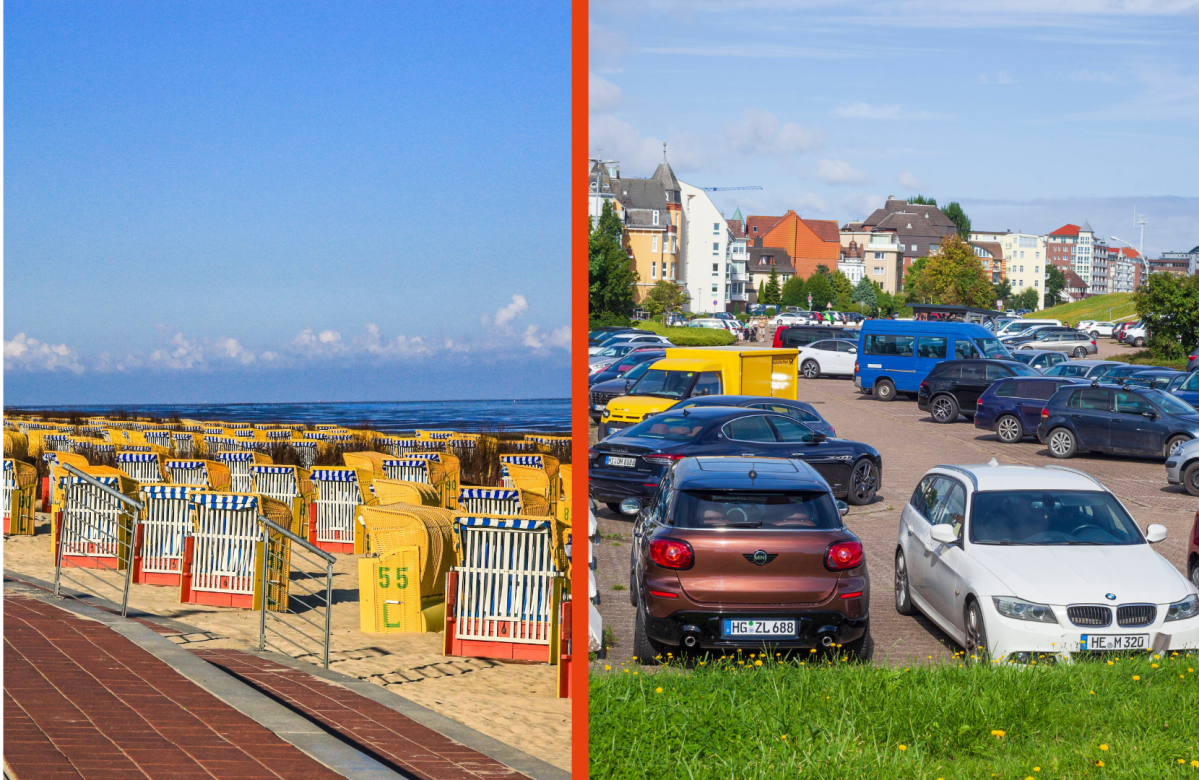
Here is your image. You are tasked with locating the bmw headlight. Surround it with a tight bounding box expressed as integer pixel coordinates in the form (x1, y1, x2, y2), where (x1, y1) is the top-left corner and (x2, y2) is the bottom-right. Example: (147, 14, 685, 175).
(992, 597, 1058, 624)
(1165, 594, 1199, 622)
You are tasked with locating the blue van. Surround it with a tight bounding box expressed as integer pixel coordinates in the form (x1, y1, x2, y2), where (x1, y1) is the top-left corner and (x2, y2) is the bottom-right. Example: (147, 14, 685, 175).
(855, 320, 1012, 401)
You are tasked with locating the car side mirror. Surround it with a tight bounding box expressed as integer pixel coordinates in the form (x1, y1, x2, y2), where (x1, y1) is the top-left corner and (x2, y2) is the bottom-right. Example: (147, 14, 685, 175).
(1142, 410, 1158, 419)
(930, 524, 959, 545)
(624, 380, 631, 392)
(1145, 524, 1167, 543)
(811, 432, 827, 443)
(835, 500, 849, 517)
(849, 348, 857, 354)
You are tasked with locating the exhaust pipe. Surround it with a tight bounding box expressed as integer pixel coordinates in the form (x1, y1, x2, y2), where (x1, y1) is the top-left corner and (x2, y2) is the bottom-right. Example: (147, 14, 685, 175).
(683, 635, 697, 648)
(821, 635, 834, 647)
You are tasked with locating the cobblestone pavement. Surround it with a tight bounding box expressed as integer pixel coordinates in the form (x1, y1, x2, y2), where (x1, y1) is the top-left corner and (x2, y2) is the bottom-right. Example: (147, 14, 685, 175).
(590, 336, 1199, 667)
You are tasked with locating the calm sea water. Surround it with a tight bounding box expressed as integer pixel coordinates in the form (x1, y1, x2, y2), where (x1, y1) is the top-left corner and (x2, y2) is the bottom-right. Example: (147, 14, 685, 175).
(13, 399, 570, 434)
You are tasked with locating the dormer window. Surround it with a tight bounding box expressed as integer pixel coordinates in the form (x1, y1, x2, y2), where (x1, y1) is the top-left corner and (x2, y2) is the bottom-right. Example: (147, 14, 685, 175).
(652, 210, 660, 226)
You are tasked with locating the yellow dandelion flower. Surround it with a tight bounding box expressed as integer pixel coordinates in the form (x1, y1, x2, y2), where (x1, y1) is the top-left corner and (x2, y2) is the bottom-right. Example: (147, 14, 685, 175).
(1034, 768, 1041, 772)
(991, 730, 1006, 737)
(1189, 668, 1195, 673)
(604, 665, 611, 671)
(1100, 744, 1109, 751)
(897, 744, 907, 751)
(1090, 691, 1095, 695)
(1192, 760, 1199, 768)
(810, 648, 817, 653)
(1107, 660, 1114, 666)
(1152, 663, 1159, 668)
(1096, 760, 1104, 767)
(754, 660, 762, 666)
(655, 687, 663, 694)
(782, 734, 788, 739)
(623, 669, 630, 673)
(1133, 675, 1141, 681)
(1180, 759, 1187, 765)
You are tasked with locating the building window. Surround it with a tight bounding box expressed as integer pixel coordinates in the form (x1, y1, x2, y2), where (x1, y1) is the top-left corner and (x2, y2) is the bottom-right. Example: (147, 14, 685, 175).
(713, 222, 720, 234)
(661, 261, 667, 277)
(712, 263, 719, 275)
(874, 252, 884, 259)
(652, 235, 658, 252)
(652, 210, 659, 226)
(1035, 266, 1039, 273)
(711, 285, 718, 293)
(1034, 280, 1039, 288)
(712, 242, 719, 254)
(911, 244, 918, 252)
(651, 262, 657, 279)
(873, 267, 884, 275)
(670, 262, 676, 279)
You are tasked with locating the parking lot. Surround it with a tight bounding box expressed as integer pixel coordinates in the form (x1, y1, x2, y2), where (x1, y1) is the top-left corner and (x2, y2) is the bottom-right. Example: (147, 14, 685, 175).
(590, 335, 1199, 666)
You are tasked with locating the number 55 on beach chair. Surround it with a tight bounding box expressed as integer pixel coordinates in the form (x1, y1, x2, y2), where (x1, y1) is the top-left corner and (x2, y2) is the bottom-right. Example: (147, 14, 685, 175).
(357, 503, 456, 633)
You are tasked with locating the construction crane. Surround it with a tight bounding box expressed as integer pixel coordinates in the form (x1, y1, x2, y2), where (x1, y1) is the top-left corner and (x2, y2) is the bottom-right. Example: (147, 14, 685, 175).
(701, 186, 763, 192)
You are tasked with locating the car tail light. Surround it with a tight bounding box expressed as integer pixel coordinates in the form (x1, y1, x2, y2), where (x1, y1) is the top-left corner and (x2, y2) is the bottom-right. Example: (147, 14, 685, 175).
(853, 361, 858, 375)
(649, 538, 694, 570)
(1190, 355, 1198, 362)
(642, 453, 685, 465)
(588, 448, 599, 458)
(839, 591, 864, 599)
(649, 590, 679, 599)
(920, 380, 929, 391)
(1041, 407, 1049, 420)
(1091, 340, 1097, 346)
(825, 539, 863, 571)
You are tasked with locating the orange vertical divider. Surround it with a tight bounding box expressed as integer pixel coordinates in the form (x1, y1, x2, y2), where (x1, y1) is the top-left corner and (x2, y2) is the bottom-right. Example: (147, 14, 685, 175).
(571, 0, 590, 774)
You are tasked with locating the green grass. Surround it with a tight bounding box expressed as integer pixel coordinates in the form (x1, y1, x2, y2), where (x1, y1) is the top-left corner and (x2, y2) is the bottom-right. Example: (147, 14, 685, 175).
(590, 651, 1199, 779)
(1104, 349, 1188, 371)
(633, 321, 736, 347)
(1027, 293, 1136, 325)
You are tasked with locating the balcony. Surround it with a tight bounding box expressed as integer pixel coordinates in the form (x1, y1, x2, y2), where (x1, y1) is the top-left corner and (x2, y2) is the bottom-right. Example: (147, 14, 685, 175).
(731, 289, 748, 301)
(729, 272, 749, 282)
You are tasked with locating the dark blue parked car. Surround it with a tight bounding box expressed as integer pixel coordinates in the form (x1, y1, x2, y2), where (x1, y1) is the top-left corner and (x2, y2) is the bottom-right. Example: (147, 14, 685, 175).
(1122, 368, 1183, 389)
(1037, 382, 1199, 459)
(589, 348, 665, 387)
(589, 406, 882, 515)
(974, 376, 1088, 443)
(666, 394, 836, 438)
(1167, 370, 1199, 406)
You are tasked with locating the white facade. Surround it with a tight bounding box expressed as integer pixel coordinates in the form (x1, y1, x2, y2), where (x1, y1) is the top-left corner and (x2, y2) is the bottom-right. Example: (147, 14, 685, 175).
(997, 232, 1046, 310)
(726, 234, 749, 310)
(1072, 223, 1096, 286)
(679, 181, 730, 314)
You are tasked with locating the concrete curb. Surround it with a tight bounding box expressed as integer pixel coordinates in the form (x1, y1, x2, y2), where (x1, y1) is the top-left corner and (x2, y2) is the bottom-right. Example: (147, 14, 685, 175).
(4, 575, 402, 780)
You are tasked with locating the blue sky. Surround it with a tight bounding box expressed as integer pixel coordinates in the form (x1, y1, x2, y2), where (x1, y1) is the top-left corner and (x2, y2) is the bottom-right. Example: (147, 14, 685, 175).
(5, 1, 570, 404)
(590, 0, 1198, 256)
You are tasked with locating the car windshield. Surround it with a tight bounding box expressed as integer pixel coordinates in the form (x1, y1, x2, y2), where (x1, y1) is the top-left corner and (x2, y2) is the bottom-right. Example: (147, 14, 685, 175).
(630, 369, 695, 399)
(969, 490, 1144, 545)
(975, 337, 1012, 359)
(1143, 389, 1197, 416)
(618, 362, 651, 379)
(619, 414, 706, 442)
(595, 345, 626, 356)
(1006, 363, 1041, 377)
(1009, 352, 1035, 364)
(673, 490, 841, 529)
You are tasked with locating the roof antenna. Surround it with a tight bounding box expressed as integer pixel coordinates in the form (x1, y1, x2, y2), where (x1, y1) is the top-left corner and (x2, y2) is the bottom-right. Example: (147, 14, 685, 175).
(663, 141, 668, 160)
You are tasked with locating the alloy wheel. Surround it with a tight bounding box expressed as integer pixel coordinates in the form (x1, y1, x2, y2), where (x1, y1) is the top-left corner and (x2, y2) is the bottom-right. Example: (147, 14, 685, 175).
(1189, 468, 1199, 495)
(851, 461, 877, 503)
(894, 554, 908, 611)
(932, 397, 954, 422)
(997, 416, 1021, 443)
(965, 601, 987, 657)
(1049, 430, 1074, 456)
(1074, 347, 1087, 358)
(803, 360, 819, 379)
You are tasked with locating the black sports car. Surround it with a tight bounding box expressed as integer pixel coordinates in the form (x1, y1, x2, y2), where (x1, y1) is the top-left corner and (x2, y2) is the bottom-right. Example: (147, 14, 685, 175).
(589, 405, 881, 515)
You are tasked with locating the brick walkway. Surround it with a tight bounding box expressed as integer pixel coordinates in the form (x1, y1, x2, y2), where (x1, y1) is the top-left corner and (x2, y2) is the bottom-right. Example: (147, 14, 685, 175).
(194, 649, 531, 780)
(3, 591, 345, 780)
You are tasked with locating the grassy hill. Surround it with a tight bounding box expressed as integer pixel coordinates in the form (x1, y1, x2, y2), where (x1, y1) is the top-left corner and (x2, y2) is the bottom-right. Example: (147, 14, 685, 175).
(1026, 292, 1136, 324)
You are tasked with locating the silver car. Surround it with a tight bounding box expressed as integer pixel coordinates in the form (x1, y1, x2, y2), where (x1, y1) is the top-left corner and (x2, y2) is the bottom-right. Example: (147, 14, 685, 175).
(1166, 437, 1199, 496)
(1016, 330, 1097, 358)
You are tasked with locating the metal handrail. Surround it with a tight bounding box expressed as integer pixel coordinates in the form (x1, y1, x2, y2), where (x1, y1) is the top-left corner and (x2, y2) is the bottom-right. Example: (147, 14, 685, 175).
(60, 463, 145, 511)
(257, 514, 334, 669)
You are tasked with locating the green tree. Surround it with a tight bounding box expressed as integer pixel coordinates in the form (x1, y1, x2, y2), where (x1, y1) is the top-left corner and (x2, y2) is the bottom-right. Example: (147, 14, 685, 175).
(643, 279, 687, 317)
(992, 278, 1013, 307)
(907, 195, 937, 206)
(805, 273, 834, 310)
(1044, 265, 1067, 306)
(780, 275, 807, 308)
(830, 271, 853, 301)
(851, 276, 878, 310)
(813, 263, 832, 278)
(1012, 287, 1039, 311)
(588, 201, 639, 319)
(942, 201, 972, 239)
(757, 280, 765, 304)
(902, 234, 994, 308)
(1135, 273, 1199, 360)
(762, 269, 782, 305)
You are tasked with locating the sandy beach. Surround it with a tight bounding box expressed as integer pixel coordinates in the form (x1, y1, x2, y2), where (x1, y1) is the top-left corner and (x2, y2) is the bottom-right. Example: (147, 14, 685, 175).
(3, 515, 570, 771)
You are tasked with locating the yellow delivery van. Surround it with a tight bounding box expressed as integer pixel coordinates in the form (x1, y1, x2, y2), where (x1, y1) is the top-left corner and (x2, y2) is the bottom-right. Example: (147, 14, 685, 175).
(598, 347, 798, 438)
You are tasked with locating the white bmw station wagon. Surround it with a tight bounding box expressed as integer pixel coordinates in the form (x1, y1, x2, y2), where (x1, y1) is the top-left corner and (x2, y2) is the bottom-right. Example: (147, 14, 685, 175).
(894, 461, 1199, 662)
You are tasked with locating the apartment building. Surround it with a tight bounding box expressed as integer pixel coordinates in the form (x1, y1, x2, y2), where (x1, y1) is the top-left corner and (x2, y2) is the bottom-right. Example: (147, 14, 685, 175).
(746, 246, 795, 305)
(1108, 247, 1138, 293)
(680, 179, 734, 314)
(1159, 246, 1199, 276)
(744, 211, 841, 278)
(972, 231, 1046, 310)
(1046, 221, 1098, 289)
(859, 197, 959, 276)
(839, 226, 902, 293)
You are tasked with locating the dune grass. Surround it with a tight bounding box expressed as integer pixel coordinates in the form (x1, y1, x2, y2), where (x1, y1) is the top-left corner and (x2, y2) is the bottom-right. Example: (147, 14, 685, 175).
(590, 650, 1199, 779)
(1029, 294, 1136, 325)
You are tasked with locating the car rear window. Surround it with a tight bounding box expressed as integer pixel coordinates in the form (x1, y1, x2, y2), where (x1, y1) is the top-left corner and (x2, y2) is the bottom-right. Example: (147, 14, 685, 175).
(1017, 380, 1063, 400)
(621, 414, 706, 441)
(994, 381, 1019, 398)
(672, 491, 841, 529)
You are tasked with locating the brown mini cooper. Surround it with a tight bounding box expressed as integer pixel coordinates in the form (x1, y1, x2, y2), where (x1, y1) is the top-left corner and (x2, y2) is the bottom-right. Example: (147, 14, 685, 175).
(630, 456, 871, 663)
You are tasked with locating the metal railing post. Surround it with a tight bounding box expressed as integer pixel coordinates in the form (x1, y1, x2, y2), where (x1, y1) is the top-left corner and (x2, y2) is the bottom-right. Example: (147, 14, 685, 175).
(255, 513, 336, 669)
(324, 559, 334, 669)
(259, 523, 269, 652)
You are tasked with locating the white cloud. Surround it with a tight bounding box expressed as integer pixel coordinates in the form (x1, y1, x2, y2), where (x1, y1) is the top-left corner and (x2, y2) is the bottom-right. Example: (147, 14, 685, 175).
(218, 338, 255, 364)
(546, 327, 572, 349)
(1071, 69, 1124, 84)
(4, 333, 85, 373)
(842, 193, 886, 217)
(588, 114, 707, 173)
(360, 323, 430, 357)
(793, 193, 831, 214)
(590, 72, 623, 112)
(495, 294, 529, 327)
(723, 109, 822, 156)
(898, 171, 923, 189)
(833, 102, 951, 120)
(149, 332, 204, 370)
(815, 159, 869, 185)
(979, 71, 1015, 85)
(522, 325, 544, 349)
(319, 330, 341, 344)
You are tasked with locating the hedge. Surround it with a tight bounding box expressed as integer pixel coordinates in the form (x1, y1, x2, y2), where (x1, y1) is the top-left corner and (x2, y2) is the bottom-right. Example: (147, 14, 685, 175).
(634, 322, 736, 347)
